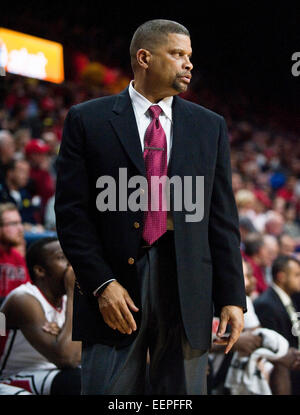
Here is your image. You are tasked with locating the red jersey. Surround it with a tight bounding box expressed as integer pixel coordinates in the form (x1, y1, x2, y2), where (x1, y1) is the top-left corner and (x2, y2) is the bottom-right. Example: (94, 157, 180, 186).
(0, 245, 31, 299)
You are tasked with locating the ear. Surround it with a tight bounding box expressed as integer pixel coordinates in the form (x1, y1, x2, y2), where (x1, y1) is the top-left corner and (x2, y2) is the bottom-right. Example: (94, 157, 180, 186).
(276, 270, 286, 284)
(136, 49, 151, 69)
(33, 264, 46, 280)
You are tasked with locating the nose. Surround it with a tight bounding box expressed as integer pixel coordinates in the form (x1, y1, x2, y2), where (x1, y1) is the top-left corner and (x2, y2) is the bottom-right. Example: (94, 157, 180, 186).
(184, 56, 193, 71)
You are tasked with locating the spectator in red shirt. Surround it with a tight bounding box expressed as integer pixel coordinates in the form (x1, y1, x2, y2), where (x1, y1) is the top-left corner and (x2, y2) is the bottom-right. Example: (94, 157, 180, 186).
(277, 175, 298, 203)
(242, 232, 271, 296)
(25, 139, 55, 220)
(0, 203, 31, 305)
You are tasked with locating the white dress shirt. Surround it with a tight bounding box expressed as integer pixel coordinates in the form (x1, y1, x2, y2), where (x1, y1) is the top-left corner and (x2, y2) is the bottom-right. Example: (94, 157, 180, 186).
(128, 80, 173, 164)
(271, 282, 293, 309)
(93, 82, 174, 296)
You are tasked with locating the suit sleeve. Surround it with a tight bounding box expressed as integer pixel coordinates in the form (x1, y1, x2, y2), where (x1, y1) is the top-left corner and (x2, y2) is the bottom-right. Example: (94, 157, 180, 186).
(209, 116, 247, 316)
(55, 106, 115, 295)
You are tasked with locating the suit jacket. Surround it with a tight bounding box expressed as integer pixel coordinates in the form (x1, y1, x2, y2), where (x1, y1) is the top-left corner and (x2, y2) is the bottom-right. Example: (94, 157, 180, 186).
(254, 287, 297, 348)
(54, 87, 246, 350)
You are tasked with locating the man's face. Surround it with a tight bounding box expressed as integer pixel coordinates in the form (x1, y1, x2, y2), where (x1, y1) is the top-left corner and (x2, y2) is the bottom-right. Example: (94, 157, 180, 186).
(283, 260, 300, 295)
(232, 173, 243, 193)
(280, 235, 295, 256)
(0, 135, 15, 162)
(10, 161, 30, 188)
(42, 241, 69, 295)
(243, 261, 256, 296)
(147, 33, 193, 97)
(258, 243, 272, 267)
(0, 210, 24, 247)
(28, 152, 50, 170)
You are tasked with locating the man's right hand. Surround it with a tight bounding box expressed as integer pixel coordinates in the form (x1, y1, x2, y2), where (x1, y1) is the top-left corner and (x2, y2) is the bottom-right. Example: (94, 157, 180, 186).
(97, 281, 139, 335)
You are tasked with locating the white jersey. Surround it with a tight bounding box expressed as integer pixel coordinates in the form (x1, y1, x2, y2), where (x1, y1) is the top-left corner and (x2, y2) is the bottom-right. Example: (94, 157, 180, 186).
(0, 282, 67, 379)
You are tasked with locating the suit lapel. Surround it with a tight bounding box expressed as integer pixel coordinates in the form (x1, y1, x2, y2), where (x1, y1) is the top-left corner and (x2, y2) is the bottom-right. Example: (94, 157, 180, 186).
(110, 88, 146, 177)
(269, 287, 292, 324)
(168, 96, 188, 178)
(109, 90, 208, 180)
(168, 95, 208, 177)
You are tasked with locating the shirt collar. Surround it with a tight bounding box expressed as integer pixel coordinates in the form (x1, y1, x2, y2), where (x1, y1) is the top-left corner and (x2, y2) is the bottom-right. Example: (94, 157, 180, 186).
(272, 282, 292, 307)
(128, 80, 173, 121)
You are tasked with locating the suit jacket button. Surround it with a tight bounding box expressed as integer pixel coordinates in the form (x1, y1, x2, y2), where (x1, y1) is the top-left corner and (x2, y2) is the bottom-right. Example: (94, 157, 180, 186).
(128, 257, 135, 265)
(140, 188, 145, 195)
(133, 221, 140, 229)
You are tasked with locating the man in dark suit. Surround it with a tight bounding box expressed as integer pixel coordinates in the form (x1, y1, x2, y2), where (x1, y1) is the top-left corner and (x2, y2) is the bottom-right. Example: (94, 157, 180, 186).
(55, 19, 246, 395)
(254, 255, 300, 394)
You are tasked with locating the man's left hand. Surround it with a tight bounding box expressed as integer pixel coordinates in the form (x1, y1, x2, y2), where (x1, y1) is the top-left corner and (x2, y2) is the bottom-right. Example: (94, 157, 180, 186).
(213, 305, 244, 354)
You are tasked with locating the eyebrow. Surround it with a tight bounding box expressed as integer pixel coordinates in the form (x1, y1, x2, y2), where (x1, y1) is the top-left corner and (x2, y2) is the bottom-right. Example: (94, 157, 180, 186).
(52, 248, 64, 255)
(170, 48, 192, 57)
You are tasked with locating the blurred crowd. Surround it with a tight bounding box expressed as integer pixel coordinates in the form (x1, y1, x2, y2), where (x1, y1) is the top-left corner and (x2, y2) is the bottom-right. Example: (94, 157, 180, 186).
(0, 70, 300, 395)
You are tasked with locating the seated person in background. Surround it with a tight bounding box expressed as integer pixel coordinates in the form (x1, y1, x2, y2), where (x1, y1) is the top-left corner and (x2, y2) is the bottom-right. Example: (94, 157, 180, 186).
(242, 232, 270, 296)
(209, 259, 263, 394)
(0, 237, 81, 395)
(0, 159, 43, 231)
(0, 203, 30, 305)
(25, 139, 55, 222)
(209, 259, 300, 395)
(278, 233, 296, 257)
(254, 255, 300, 395)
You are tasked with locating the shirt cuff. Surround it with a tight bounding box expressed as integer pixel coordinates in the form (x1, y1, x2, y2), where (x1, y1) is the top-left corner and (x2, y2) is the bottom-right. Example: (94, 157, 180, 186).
(93, 279, 116, 297)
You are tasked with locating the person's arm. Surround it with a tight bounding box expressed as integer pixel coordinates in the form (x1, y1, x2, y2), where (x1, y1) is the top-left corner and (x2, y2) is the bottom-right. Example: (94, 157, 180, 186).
(270, 363, 291, 395)
(272, 347, 300, 369)
(208, 117, 247, 353)
(268, 347, 300, 395)
(55, 106, 116, 295)
(1, 267, 80, 368)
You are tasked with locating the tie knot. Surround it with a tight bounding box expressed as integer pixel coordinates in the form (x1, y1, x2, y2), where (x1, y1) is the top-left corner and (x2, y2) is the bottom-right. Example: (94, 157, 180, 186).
(148, 105, 162, 120)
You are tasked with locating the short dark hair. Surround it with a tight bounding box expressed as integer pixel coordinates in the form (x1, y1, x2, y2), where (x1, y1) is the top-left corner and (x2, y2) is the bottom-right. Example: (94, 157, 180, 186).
(26, 237, 58, 283)
(129, 19, 190, 62)
(244, 233, 264, 257)
(5, 158, 27, 174)
(272, 255, 300, 282)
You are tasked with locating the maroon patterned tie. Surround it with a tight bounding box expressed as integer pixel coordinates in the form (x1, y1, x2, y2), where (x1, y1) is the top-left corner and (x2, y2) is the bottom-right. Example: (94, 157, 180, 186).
(142, 105, 168, 245)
